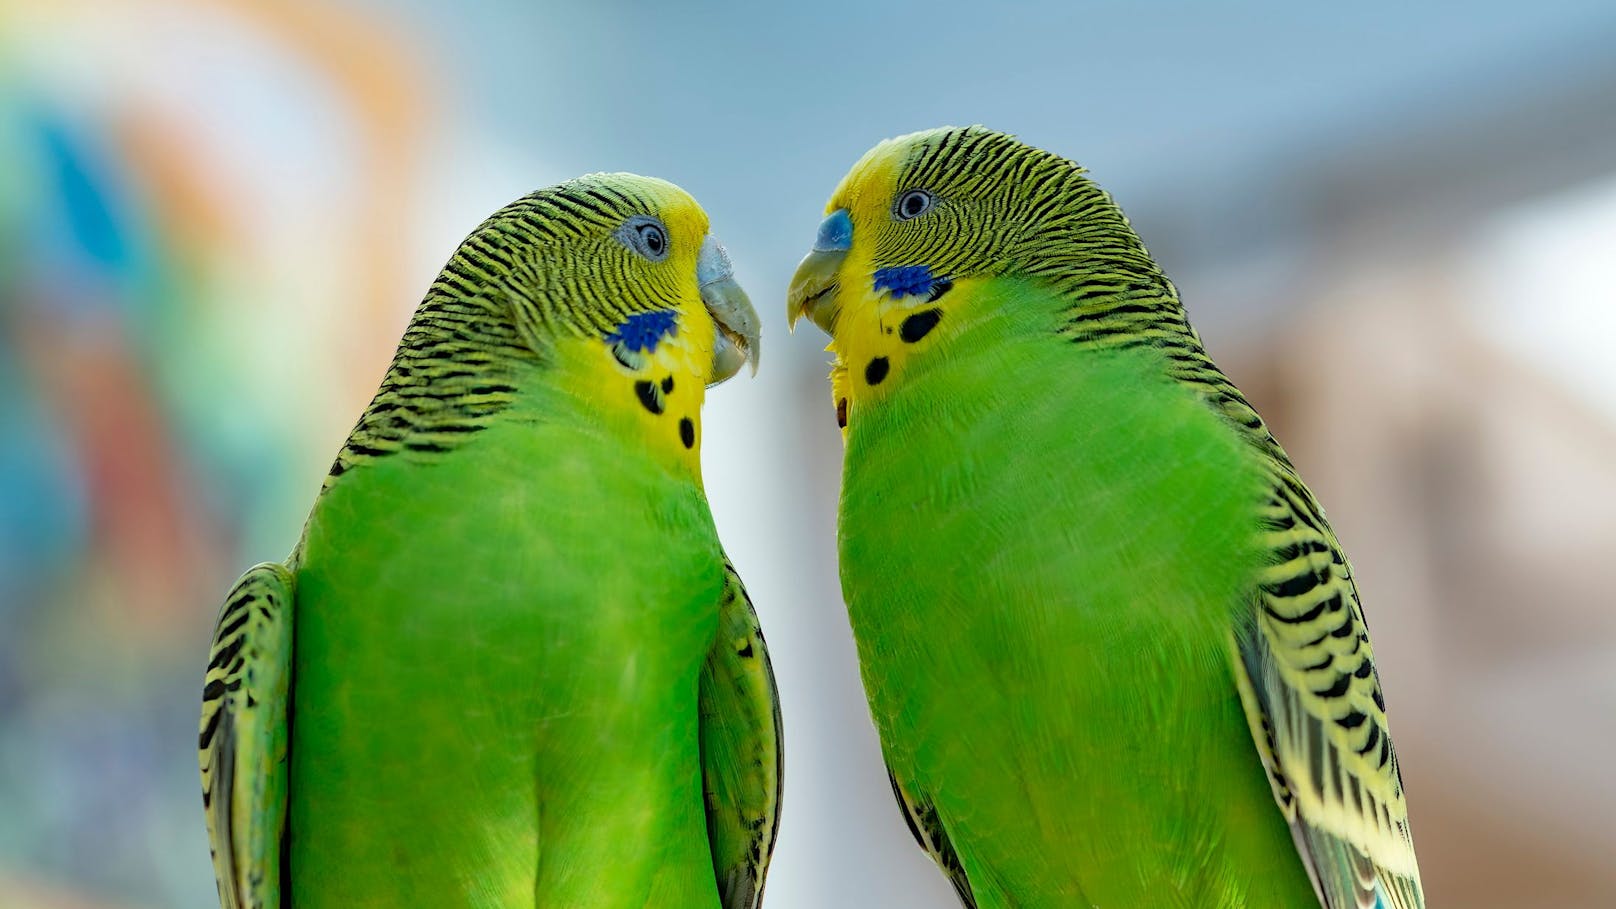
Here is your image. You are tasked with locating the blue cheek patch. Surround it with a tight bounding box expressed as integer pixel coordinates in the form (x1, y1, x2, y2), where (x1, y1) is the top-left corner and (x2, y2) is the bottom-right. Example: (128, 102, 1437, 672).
(606, 309, 678, 354)
(873, 265, 939, 300)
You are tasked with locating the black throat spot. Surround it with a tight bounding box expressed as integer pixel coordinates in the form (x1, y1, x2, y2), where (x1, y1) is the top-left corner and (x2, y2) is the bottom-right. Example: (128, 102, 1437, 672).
(634, 380, 663, 415)
(899, 308, 943, 343)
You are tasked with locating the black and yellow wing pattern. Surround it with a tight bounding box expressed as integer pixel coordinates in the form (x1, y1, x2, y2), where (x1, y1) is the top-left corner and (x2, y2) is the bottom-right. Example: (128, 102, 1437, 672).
(698, 560, 784, 909)
(198, 562, 294, 909)
(1232, 467, 1424, 909)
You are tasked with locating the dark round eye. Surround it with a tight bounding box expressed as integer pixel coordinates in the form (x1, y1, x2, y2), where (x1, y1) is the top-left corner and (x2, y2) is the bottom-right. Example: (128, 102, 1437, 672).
(638, 223, 665, 255)
(894, 189, 934, 221)
(615, 215, 671, 262)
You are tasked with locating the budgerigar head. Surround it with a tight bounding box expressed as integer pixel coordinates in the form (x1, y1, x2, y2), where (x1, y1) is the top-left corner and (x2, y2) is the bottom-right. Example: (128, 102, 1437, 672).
(456, 172, 759, 385)
(787, 125, 1154, 342)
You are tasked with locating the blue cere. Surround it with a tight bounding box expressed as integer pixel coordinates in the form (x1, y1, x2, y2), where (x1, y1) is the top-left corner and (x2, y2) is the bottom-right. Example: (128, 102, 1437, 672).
(815, 208, 853, 251)
(606, 309, 678, 353)
(873, 265, 937, 300)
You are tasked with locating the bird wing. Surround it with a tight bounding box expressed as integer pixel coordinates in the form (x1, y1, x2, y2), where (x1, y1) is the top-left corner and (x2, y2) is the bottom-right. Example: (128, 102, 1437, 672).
(886, 765, 978, 908)
(198, 562, 294, 909)
(1230, 471, 1424, 909)
(698, 560, 784, 909)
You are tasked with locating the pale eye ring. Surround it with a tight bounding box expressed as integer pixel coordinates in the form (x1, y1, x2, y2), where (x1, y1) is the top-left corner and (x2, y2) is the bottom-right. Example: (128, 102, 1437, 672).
(616, 216, 671, 262)
(894, 189, 934, 221)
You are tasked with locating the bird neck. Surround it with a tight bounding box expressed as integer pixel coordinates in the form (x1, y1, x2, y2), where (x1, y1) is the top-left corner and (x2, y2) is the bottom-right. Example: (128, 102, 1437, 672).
(542, 301, 714, 486)
(324, 289, 528, 487)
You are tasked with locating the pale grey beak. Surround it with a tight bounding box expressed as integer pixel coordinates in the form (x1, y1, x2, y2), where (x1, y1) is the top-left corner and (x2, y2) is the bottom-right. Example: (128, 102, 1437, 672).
(698, 235, 760, 385)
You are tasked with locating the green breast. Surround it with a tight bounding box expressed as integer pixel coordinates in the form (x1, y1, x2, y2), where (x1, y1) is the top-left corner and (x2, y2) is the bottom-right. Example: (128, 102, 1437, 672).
(288, 376, 724, 908)
(838, 278, 1318, 907)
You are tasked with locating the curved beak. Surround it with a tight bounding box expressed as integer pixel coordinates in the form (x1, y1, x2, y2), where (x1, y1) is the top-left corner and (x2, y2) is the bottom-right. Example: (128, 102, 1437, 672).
(698, 235, 760, 385)
(787, 208, 851, 336)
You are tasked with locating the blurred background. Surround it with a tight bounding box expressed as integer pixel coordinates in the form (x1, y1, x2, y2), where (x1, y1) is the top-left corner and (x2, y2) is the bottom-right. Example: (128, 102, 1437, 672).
(1, 1, 1613, 906)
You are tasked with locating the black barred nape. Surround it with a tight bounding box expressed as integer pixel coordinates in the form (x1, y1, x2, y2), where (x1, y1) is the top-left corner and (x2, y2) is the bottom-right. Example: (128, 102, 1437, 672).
(464, 179, 688, 341)
(896, 129, 1290, 461)
(326, 176, 690, 485)
(325, 281, 524, 485)
(873, 128, 1294, 467)
(877, 126, 1165, 296)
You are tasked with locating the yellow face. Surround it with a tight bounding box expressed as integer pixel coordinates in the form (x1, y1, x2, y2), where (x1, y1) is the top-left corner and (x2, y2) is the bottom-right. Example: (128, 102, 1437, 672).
(554, 294, 722, 480)
(788, 127, 1135, 434)
(477, 173, 759, 478)
(787, 127, 1038, 432)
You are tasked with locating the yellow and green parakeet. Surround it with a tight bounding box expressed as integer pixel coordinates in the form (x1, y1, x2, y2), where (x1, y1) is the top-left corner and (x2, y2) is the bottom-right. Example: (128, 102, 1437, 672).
(787, 126, 1423, 909)
(199, 174, 781, 908)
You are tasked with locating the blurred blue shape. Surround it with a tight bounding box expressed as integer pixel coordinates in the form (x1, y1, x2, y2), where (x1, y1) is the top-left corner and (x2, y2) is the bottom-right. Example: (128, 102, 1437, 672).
(38, 115, 130, 272)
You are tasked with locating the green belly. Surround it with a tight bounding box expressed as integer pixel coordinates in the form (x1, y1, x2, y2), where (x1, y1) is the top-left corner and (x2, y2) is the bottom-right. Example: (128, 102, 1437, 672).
(839, 297, 1319, 907)
(288, 412, 724, 908)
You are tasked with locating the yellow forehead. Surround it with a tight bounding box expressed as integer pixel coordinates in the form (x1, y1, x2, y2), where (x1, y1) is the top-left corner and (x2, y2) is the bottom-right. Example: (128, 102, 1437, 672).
(825, 127, 968, 220)
(581, 172, 710, 251)
(827, 137, 907, 220)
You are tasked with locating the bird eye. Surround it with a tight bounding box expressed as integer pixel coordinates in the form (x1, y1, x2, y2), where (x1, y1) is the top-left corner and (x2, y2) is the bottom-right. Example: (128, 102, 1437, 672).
(638, 223, 665, 255)
(616, 216, 671, 262)
(894, 189, 934, 221)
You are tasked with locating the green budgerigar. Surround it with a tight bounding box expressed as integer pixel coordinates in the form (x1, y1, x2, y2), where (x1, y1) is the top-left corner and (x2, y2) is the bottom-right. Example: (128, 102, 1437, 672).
(787, 127, 1423, 908)
(200, 174, 781, 908)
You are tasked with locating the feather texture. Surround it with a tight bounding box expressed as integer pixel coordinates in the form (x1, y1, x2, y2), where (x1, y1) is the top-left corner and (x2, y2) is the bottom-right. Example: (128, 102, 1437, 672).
(791, 126, 1424, 908)
(200, 175, 776, 907)
(699, 562, 785, 909)
(199, 563, 293, 909)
